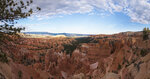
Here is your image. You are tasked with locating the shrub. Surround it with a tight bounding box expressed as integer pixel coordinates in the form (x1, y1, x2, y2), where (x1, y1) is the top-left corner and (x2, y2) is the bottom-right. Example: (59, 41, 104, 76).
(112, 70, 118, 74)
(133, 51, 136, 54)
(0, 50, 8, 63)
(140, 49, 148, 57)
(30, 76, 33, 79)
(75, 37, 93, 43)
(143, 27, 150, 40)
(122, 57, 126, 65)
(63, 41, 78, 55)
(18, 70, 22, 79)
(117, 64, 121, 70)
(21, 56, 33, 66)
(63, 37, 94, 55)
(48, 77, 50, 79)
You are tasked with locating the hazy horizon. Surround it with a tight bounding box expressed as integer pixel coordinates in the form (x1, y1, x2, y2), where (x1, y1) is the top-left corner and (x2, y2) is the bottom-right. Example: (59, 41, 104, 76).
(23, 30, 141, 35)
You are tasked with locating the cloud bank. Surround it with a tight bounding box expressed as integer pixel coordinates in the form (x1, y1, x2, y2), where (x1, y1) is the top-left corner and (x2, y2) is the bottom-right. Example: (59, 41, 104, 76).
(32, 0, 150, 24)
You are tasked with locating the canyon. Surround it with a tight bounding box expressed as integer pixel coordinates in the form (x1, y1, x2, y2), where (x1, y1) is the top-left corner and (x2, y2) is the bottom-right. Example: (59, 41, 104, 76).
(0, 31, 150, 79)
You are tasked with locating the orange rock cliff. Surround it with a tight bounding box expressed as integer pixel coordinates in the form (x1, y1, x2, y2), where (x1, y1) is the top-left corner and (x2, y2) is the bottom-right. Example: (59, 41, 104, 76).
(0, 32, 150, 79)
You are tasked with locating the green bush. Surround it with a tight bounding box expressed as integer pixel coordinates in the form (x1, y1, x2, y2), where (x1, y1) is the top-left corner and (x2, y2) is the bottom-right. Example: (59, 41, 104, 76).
(140, 49, 148, 57)
(63, 41, 78, 55)
(117, 64, 121, 70)
(112, 70, 118, 74)
(30, 76, 33, 79)
(75, 37, 93, 43)
(0, 50, 8, 63)
(18, 70, 22, 79)
(63, 37, 95, 55)
(143, 27, 150, 40)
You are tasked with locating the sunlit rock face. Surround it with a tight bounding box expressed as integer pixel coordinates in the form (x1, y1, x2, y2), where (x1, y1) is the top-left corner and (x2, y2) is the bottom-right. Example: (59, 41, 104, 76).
(0, 32, 150, 79)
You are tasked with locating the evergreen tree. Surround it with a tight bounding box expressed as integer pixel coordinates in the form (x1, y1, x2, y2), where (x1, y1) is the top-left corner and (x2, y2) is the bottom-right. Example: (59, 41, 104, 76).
(143, 27, 150, 40)
(0, 0, 41, 34)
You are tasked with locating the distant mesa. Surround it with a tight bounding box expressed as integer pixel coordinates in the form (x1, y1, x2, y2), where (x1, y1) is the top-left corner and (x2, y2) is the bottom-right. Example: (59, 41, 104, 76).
(23, 32, 92, 37)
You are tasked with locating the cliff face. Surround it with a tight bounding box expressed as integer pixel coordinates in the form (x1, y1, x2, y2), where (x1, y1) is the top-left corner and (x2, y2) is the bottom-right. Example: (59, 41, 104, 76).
(0, 32, 150, 79)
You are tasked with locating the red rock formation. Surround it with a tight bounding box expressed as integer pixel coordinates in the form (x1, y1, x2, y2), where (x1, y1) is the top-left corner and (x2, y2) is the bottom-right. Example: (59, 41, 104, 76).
(0, 32, 150, 79)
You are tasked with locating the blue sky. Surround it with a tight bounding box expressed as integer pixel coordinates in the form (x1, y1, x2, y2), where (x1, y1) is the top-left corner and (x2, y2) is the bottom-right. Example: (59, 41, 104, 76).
(16, 0, 150, 34)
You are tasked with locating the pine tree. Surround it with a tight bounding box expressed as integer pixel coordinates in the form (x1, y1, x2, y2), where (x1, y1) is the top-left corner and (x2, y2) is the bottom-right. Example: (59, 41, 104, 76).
(0, 0, 41, 34)
(143, 27, 150, 40)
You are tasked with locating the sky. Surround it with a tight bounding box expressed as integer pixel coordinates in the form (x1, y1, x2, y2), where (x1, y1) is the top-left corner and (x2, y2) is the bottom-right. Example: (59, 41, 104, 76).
(16, 0, 150, 34)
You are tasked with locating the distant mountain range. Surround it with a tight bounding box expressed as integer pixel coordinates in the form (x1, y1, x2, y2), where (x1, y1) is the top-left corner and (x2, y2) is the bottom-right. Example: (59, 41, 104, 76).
(23, 32, 93, 37)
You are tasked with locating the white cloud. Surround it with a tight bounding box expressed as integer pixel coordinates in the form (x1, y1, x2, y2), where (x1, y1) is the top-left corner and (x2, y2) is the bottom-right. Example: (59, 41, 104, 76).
(31, 0, 150, 24)
(126, 0, 150, 24)
(32, 0, 93, 15)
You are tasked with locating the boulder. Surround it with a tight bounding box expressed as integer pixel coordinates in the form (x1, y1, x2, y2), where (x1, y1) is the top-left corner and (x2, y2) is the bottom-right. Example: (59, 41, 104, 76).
(90, 62, 99, 70)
